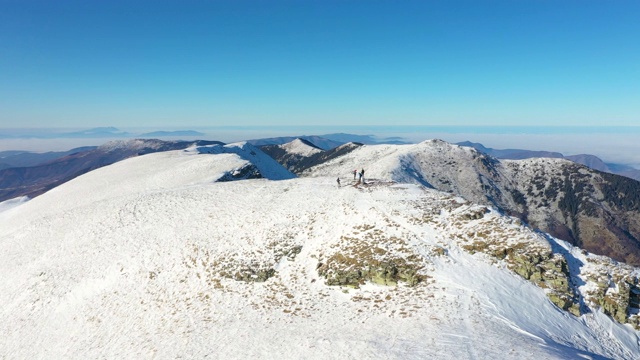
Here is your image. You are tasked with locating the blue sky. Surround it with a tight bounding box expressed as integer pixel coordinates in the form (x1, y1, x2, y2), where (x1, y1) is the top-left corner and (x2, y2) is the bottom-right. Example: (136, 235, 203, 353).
(1, 0, 639, 128)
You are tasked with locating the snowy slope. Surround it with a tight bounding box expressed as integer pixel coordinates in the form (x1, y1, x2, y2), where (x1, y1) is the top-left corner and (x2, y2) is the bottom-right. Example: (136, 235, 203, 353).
(0, 196, 29, 214)
(302, 139, 518, 209)
(302, 139, 482, 185)
(1, 148, 639, 359)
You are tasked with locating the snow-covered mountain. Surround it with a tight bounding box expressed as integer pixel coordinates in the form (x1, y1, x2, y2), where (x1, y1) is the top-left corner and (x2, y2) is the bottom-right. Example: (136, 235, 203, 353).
(301, 140, 640, 266)
(279, 138, 324, 157)
(248, 135, 343, 150)
(260, 139, 362, 173)
(258, 138, 323, 172)
(1, 141, 640, 359)
(0, 139, 223, 203)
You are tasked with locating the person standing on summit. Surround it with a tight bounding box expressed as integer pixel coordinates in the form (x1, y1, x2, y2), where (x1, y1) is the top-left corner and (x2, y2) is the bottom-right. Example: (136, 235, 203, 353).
(360, 168, 365, 183)
(353, 169, 357, 180)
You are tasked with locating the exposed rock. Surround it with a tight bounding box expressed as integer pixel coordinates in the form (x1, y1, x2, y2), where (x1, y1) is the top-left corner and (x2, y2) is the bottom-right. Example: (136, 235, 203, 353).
(217, 164, 262, 181)
(316, 227, 429, 288)
(582, 259, 640, 328)
(184, 241, 303, 284)
(318, 256, 425, 287)
(231, 267, 276, 282)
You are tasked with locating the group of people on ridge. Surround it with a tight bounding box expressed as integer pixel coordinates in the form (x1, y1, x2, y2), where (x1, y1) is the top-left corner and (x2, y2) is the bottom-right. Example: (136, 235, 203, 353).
(336, 168, 365, 187)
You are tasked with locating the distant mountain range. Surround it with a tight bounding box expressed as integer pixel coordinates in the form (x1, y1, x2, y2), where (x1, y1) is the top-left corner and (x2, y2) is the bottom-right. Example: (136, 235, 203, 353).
(0, 146, 97, 170)
(138, 130, 205, 137)
(247, 132, 408, 150)
(458, 141, 640, 181)
(247, 135, 344, 150)
(0, 127, 205, 139)
(3, 129, 637, 181)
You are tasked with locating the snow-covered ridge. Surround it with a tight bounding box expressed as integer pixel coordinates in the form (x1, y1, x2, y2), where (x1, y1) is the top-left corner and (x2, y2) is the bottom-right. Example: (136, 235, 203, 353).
(193, 141, 296, 180)
(303, 139, 477, 180)
(1, 144, 291, 224)
(502, 156, 582, 169)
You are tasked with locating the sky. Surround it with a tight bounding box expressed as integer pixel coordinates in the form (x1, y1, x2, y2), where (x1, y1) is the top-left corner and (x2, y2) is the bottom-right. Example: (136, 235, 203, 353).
(1, 0, 639, 129)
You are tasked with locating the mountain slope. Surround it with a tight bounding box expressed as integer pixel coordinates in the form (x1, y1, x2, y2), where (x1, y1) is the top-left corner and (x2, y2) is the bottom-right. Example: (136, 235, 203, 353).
(1, 148, 639, 358)
(259, 138, 324, 172)
(459, 140, 640, 182)
(0, 146, 97, 170)
(457, 141, 565, 160)
(503, 158, 640, 264)
(0, 139, 223, 203)
(261, 139, 362, 173)
(303, 140, 640, 266)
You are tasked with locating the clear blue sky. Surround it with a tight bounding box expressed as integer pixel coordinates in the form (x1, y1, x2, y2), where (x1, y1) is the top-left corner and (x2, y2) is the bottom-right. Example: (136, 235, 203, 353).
(1, 0, 639, 128)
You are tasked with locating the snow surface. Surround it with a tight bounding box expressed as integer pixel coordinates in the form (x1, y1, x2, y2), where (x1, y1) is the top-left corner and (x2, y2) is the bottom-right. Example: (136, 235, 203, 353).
(0, 196, 29, 214)
(279, 138, 323, 157)
(1, 146, 639, 359)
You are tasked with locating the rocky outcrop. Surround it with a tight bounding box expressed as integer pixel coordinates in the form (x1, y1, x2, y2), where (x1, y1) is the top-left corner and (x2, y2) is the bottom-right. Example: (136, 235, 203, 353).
(462, 238, 580, 316)
(509, 252, 580, 316)
(316, 227, 429, 288)
(217, 164, 263, 181)
(184, 241, 303, 284)
(581, 257, 640, 327)
(317, 253, 425, 287)
(426, 198, 640, 328)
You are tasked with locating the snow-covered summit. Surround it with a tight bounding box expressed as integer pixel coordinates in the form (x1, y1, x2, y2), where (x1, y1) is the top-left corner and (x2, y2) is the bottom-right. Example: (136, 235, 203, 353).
(302, 139, 497, 204)
(1, 142, 640, 359)
(279, 138, 323, 157)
